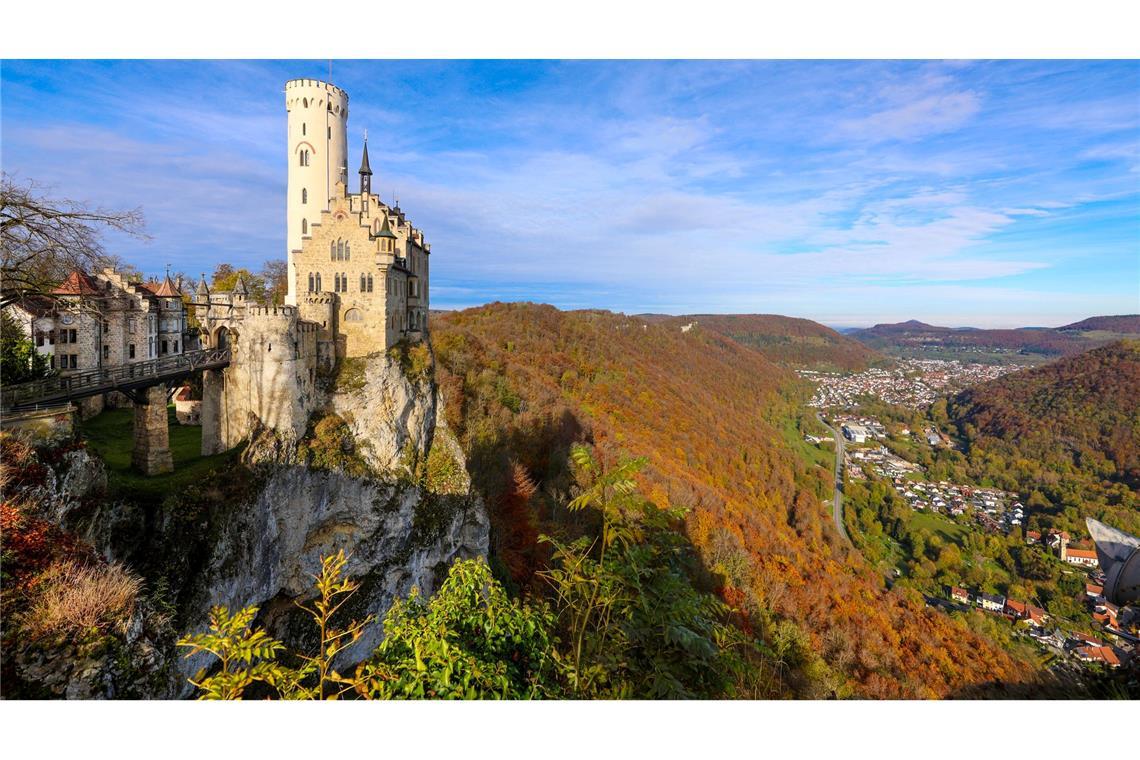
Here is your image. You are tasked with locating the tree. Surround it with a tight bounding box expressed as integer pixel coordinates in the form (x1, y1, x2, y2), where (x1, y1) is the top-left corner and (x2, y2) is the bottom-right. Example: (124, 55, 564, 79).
(0, 310, 50, 383)
(358, 558, 561, 699)
(262, 259, 288, 305)
(178, 551, 372, 700)
(1, 173, 145, 308)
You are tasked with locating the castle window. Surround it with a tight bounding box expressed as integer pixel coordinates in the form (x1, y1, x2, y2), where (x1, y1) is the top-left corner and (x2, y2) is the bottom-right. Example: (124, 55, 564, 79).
(360, 274, 366, 292)
(129, 344, 135, 359)
(302, 123, 306, 136)
(302, 188, 307, 204)
(308, 273, 315, 293)
(315, 273, 322, 291)
(330, 241, 335, 261)
(344, 308, 363, 322)
(302, 219, 308, 235)
(344, 242, 350, 261)
(367, 274, 374, 292)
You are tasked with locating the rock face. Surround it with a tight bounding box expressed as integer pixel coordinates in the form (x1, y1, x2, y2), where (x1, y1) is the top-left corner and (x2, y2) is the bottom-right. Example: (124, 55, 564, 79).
(170, 350, 489, 695)
(329, 353, 435, 474)
(10, 347, 489, 699)
(177, 465, 488, 693)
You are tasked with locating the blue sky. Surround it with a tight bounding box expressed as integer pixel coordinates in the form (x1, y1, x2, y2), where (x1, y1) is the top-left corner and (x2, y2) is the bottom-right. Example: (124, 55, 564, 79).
(1, 59, 1137, 327)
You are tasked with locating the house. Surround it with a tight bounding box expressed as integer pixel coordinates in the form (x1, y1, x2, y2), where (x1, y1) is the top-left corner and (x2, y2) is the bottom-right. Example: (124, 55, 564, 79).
(173, 385, 201, 425)
(1024, 605, 1047, 628)
(1004, 599, 1028, 618)
(1025, 530, 1041, 545)
(1075, 645, 1121, 668)
(1065, 547, 1099, 569)
(979, 593, 1005, 613)
(951, 587, 970, 605)
(1086, 583, 1104, 599)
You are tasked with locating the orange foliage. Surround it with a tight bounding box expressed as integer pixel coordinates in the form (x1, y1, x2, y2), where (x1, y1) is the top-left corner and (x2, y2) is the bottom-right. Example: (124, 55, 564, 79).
(433, 302, 1037, 697)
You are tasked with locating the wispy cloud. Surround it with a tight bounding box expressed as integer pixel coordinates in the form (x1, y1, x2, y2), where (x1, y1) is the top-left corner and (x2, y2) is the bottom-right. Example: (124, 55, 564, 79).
(2, 60, 1137, 326)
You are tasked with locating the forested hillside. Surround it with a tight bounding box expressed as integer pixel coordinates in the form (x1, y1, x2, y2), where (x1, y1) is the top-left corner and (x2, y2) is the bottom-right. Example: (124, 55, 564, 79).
(664, 314, 886, 371)
(946, 339, 1140, 536)
(851, 317, 1139, 362)
(1058, 315, 1140, 333)
(432, 302, 1035, 697)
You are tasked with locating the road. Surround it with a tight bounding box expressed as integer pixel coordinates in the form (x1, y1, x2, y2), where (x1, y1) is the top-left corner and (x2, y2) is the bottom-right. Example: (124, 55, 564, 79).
(816, 412, 851, 544)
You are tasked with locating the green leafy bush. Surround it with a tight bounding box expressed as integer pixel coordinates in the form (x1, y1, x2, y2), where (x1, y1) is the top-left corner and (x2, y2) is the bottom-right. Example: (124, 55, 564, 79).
(358, 558, 561, 699)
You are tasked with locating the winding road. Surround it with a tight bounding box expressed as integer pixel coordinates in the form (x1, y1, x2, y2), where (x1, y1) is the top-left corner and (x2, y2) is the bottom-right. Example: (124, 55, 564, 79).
(816, 412, 851, 544)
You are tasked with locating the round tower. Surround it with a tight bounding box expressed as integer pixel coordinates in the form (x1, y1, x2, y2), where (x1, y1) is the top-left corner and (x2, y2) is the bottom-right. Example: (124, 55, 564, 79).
(285, 78, 349, 305)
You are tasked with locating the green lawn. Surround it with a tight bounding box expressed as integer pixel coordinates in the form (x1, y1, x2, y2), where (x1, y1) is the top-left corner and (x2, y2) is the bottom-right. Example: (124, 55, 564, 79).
(779, 411, 834, 471)
(80, 405, 241, 501)
(909, 511, 970, 546)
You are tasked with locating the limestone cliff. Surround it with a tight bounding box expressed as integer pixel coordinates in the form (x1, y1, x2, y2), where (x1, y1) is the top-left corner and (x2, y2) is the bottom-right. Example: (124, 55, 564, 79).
(8, 348, 490, 699)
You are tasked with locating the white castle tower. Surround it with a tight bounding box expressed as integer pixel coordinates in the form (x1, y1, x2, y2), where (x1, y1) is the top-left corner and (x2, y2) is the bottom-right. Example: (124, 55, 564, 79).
(285, 78, 349, 305)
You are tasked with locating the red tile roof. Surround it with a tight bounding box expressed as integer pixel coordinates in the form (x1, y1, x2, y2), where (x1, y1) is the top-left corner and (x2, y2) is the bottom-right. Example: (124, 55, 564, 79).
(1067, 548, 1098, 559)
(1077, 646, 1120, 667)
(153, 275, 181, 297)
(52, 269, 103, 296)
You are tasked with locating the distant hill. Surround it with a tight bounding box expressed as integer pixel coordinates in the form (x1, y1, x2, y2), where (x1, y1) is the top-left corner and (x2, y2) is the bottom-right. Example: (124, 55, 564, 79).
(947, 339, 1140, 534)
(851, 316, 1140, 364)
(1058, 314, 1140, 333)
(432, 302, 1032, 697)
(644, 313, 887, 371)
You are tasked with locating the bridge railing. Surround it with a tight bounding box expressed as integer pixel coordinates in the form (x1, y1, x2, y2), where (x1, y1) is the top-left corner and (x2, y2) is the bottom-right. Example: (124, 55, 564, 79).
(1, 348, 231, 409)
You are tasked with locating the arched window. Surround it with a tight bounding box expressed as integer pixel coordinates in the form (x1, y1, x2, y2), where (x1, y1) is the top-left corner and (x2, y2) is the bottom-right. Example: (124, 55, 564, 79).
(301, 218, 308, 235)
(344, 308, 362, 322)
(302, 123, 306, 136)
(308, 273, 314, 292)
(333, 273, 340, 292)
(344, 242, 350, 261)
(342, 273, 347, 292)
(302, 188, 307, 204)
(315, 273, 321, 291)
(299, 149, 310, 167)
(367, 274, 374, 292)
(336, 240, 344, 261)
(330, 241, 335, 261)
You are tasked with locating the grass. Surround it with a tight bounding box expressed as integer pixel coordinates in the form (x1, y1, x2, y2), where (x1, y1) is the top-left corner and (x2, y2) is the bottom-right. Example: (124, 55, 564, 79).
(79, 405, 241, 501)
(22, 560, 142, 640)
(778, 411, 834, 471)
(909, 511, 970, 547)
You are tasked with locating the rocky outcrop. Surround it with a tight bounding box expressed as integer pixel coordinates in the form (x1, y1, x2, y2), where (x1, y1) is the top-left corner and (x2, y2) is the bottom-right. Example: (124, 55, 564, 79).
(7, 344, 489, 700)
(176, 465, 488, 692)
(329, 352, 435, 475)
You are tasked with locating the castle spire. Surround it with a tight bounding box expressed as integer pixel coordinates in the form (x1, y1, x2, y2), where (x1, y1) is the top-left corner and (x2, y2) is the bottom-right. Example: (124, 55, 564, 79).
(359, 133, 372, 212)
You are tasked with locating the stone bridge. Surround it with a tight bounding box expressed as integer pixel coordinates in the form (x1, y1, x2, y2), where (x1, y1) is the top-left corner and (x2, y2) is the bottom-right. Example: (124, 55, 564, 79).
(1, 348, 231, 476)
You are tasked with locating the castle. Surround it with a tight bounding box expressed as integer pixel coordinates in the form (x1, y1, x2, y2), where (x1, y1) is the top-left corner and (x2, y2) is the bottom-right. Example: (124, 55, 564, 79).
(3, 78, 433, 469)
(191, 77, 433, 455)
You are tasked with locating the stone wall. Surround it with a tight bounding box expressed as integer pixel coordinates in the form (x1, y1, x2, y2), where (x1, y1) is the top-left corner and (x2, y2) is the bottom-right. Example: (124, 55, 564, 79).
(201, 305, 323, 455)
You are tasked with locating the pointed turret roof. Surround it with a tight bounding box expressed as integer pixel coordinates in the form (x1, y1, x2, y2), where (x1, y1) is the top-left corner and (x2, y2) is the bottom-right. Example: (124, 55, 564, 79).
(153, 273, 181, 297)
(358, 139, 372, 176)
(196, 274, 210, 297)
(232, 275, 248, 296)
(52, 269, 103, 296)
(376, 213, 397, 239)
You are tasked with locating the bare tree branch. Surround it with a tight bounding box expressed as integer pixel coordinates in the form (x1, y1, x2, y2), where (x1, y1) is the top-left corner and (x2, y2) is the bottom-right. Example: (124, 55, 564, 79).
(1, 172, 148, 309)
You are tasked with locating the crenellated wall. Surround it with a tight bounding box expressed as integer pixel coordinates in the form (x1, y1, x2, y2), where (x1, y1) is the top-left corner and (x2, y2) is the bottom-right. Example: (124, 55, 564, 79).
(200, 304, 329, 455)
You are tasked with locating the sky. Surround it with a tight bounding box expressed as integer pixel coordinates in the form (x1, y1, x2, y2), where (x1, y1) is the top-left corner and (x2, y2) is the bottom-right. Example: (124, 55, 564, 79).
(1, 59, 1138, 327)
